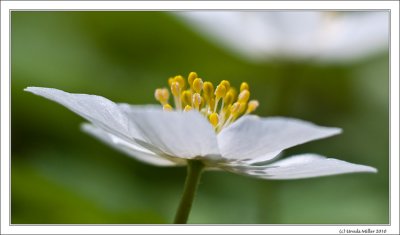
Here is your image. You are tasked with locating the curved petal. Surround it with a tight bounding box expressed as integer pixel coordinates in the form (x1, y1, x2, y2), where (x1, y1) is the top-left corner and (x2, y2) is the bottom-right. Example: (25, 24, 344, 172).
(125, 109, 220, 159)
(241, 150, 282, 165)
(118, 103, 161, 113)
(25, 87, 133, 139)
(224, 154, 377, 180)
(217, 116, 341, 161)
(174, 12, 388, 62)
(81, 124, 180, 166)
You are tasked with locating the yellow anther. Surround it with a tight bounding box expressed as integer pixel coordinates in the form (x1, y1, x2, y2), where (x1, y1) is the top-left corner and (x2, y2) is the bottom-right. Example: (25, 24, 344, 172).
(223, 90, 235, 106)
(203, 82, 214, 99)
(174, 75, 186, 90)
(215, 84, 227, 100)
(209, 113, 219, 127)
(224, 105, 231, 118)
(163, 104, 173, 111)
(220, 80, 230, 91)
(159, 72, 258, 130)
(192, 93, 202, 109)
(181, 90, 192, 106)
(184, 105, 193, 112)
(192, 78, 203, 93)
(188, 72, 198, 88)
(230, 102, 242, 116)
(170, 81, 180, 97)
(246, 100, 259, 114)
(238, 90, 250, 103)
(240, 82, 249, 92)
(209, 97, 215, 112)
(228, 87, 238, 99)
(238, 102, 247, 114)
(200, 96, 205, 109)
(168, 77, 175, 87)
(154, 88, 170, 105)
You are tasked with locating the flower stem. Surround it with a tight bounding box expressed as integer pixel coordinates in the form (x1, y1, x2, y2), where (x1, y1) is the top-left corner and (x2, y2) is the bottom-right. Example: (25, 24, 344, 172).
(174, 160, 205, 224)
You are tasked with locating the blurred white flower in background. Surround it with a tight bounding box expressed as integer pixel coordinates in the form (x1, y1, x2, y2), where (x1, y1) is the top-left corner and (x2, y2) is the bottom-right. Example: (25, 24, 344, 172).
(174, 11, 388, 63)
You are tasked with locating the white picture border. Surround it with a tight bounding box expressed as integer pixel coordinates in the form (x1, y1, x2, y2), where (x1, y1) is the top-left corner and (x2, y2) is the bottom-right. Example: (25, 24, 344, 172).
(1, 1, 399, 234)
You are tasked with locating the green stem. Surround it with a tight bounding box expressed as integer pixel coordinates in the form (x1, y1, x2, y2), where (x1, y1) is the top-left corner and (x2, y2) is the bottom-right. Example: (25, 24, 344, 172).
(174, 160, 205, 224)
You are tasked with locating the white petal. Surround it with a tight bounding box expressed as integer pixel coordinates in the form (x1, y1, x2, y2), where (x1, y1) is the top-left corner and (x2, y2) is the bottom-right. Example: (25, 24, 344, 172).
(241, 150, 282, 165)
(25, 87, 132, 138)
(124, 109, 220, 159)
(118, 103, 161, 113)
(81, 124, 180, 166)
(225, 154, 377, 180)
(218, 116, 341, 161)
(174, 12, 388, 62)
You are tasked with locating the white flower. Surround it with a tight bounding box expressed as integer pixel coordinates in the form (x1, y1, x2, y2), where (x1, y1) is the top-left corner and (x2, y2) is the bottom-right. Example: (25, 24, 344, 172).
(174, 11, 388, 63)
(24, 83, 376, 180)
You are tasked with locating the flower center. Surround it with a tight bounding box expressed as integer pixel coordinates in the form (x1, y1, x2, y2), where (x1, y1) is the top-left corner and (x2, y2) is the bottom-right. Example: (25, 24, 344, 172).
(154, 72, 259, 132)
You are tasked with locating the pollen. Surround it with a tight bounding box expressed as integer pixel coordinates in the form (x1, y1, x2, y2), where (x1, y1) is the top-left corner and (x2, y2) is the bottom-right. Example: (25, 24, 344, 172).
(209, 113, 219, 127)
(223, 90, 235, 106)
(192, 78, 204, 94)
(163, 104, 173, 111)
(230, 102, 242, 116)
(220, 80, 230, 91)
(184, 105, 193, 112)
(192, 93, 202, 110)
(154, 88, 169, 105)
(154, 72, 260, 132)
(181, 90, 192, 106)
(188, 72, 198, 88)
(240, 82, 249, 92)
(215, 84, 227, 100)
(203, 82, 214, 100)
(174, 75, 186, 90)
(171, 81, 180, 97)
(246, 100, 259, 114)
(238, 90, 250, 103)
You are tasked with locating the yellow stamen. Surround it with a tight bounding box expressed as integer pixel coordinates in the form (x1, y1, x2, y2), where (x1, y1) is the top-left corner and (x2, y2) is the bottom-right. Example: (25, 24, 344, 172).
(192, 78, 203, 94)
(209, 113, 219, 127)
(174, 75, 186, 90)
(200, 96, 205, 109)
(229, 87, 238, 99)
(184, 105, 193, 112)
(246, 100, 259, 114)
(171, 81, 180, 97)
(163, 104, 173, 111)
(171, 81, 182, 110)
(230, 102, 242, 116)
(238, 102, 247, 115)
(240, 82, 249, 92)
(156, 72, 260, 132)
(168, 77, 175, 87)
(188, 72, 198, 88)
(220, 105, 231, 125)
(215, 84, 227, 100)
(238, 90, 250, 103)
(214, 84, 227, 113)
(192, 93, 201, 110)
(223, 90, 235, 106)
(181, 90, 192, 106)
(220, 80, 230, 91)
(203, 82, 214, 100)
(154, 88, 170, 105)
(221, 103, 242, 129)
(209, 97, 215, 112)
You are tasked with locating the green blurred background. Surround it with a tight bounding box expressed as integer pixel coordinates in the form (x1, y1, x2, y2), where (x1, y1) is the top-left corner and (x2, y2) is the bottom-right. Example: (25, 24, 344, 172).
(11, 11, 388, 224)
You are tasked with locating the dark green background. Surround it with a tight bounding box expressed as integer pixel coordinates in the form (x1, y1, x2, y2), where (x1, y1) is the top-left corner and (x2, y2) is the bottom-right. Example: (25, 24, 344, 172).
(11, 11, 389, 224)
